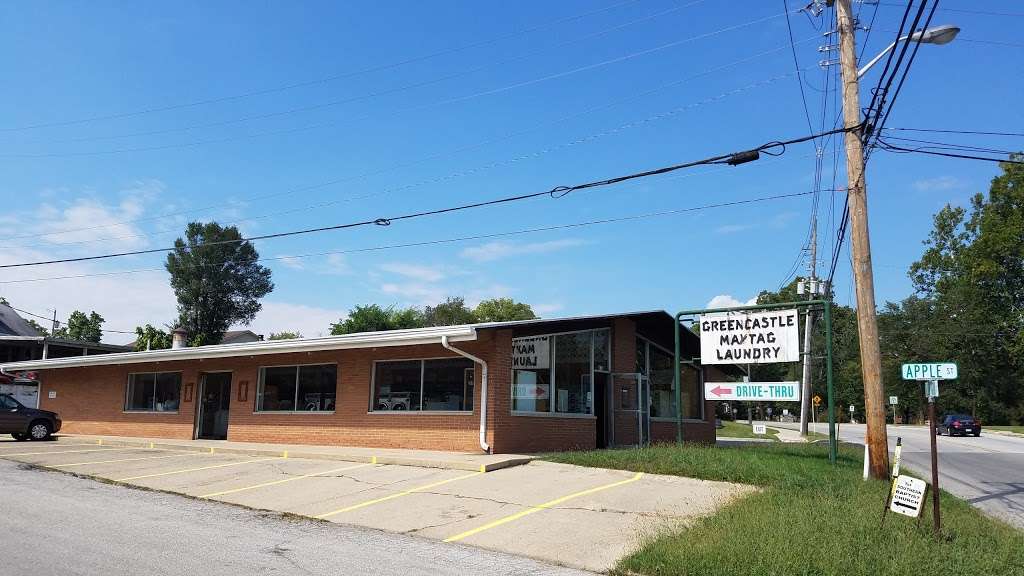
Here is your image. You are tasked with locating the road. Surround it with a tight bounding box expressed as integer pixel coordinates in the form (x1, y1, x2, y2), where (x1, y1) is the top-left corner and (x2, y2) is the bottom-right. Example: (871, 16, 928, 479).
(0, 459, 588, 576)
(771, 420, 1024, 529)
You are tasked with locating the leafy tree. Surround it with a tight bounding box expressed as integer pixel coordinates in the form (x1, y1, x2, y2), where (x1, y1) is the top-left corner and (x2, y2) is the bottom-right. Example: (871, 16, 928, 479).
(26, 319, 49, 337)
(133, 324, 172, 351)
(423, 297, 476, 326)
(166, 222, 273, 346)
(474, 298, 537, 322)
(53, 310, 104, 342)
(269, 331, 302, 340)
(330, 304, 424, 335)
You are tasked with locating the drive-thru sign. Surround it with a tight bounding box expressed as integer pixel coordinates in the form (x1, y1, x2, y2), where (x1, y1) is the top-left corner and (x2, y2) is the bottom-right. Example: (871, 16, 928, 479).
(704, 381, 800, 401)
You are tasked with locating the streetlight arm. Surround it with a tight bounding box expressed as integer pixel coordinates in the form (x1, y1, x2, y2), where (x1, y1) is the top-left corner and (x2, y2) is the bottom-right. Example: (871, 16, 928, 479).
(857, 39, 901, 79)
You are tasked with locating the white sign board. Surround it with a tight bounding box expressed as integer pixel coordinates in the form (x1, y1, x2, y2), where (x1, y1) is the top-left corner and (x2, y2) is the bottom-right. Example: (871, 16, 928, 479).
(704, 381, 800, 402)
(752, 424, 767, 435)
(901, 362, 957, 381)
(890, 475, 927, 518)
(889, 395, 898, 406)
(48, 390, 56, 399)
(699, 309, 800, 365)
(512, 336, 550, 370)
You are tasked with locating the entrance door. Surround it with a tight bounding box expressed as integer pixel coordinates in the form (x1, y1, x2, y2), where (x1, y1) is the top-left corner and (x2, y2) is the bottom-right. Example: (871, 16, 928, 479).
(608, 372, 651, 448)
(197, 373, 231, 440)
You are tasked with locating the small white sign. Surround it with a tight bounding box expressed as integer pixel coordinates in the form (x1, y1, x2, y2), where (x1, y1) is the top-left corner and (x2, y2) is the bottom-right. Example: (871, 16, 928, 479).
(889, 395, 898, 406)
(48, 390, 56, 399)
(699, 309, 800, 365)
(782, 409, 790, 416)
(901, 362, 957, 381)
(925, 381, 940, 398)
(890, 475, 927, 518)
(849, 404, 855, 413)
(512, 336, 550, 370)
(752, 424, 767, 435)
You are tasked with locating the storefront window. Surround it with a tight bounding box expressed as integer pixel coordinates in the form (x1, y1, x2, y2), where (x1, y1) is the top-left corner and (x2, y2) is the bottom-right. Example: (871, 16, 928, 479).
(680, 365, 702, 420)
(372, 358, 475, 411)
(637, 336, 704, 420)
(512, 329, 606, 416)
(257, 364, 337, 412)
(125, 372, 181, 412)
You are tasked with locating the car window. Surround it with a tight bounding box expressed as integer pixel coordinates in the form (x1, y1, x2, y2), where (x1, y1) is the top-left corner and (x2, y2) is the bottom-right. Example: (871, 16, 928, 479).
(0, 395, 17, 409)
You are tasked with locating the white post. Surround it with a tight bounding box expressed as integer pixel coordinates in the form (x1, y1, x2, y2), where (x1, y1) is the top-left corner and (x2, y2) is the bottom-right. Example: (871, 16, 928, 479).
(862, 442, 870, 480)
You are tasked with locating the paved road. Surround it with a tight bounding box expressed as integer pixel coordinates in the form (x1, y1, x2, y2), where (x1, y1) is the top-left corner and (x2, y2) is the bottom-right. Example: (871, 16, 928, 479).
(0, 459, 588, 576)
(771, 420, 1024, 529)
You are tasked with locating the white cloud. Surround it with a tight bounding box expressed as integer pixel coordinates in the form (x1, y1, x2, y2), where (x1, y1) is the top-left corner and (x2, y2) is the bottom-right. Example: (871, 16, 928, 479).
(323, 253, 350, 275)
(275, 256, 306, 270)
(378, 262, 445, 282)
(239, 301, 346, 339)
(459, 238, 585, 262)
(379, 282, 449, 306)
(913, 176, 964, 192)
(533, 302, 564, 317)
(706, 294, 758, 309)
(715, 224, 755, 234)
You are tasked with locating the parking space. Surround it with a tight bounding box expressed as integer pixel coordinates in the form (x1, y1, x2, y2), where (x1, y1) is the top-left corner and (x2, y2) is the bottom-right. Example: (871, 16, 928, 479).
(0, 438, 753, 572)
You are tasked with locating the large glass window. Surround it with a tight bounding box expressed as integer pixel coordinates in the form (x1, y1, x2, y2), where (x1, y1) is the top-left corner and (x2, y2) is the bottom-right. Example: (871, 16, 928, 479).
(638, 337, 703, 420)
(125, 372, 181, 412)
(373, 358, 474, 412)
(257, 364, 337, 412)
(512, 329, 608, 415)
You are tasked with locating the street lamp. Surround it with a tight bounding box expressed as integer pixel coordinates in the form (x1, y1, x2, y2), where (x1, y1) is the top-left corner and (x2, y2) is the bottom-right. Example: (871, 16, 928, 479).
(857, 25, 960, 78)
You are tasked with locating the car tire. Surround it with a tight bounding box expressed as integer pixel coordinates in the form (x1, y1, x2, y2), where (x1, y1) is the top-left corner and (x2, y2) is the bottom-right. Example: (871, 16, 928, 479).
(12, 433, 28, 441)
(973, 431, 981, 437)
(28, 420, 52, 441)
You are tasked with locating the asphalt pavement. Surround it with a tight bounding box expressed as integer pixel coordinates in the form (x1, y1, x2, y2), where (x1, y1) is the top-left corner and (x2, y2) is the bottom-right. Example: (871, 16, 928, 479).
(771, 420, 1024, 529)
(0, 459, 589, 576)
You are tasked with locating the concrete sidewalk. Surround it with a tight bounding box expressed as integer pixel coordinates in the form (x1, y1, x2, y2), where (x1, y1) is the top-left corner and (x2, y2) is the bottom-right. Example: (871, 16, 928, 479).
(57, 434, 533, 472)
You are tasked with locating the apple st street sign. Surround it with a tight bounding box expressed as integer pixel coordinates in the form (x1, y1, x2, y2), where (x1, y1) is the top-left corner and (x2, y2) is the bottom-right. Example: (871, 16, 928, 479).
(704, 381, 800, 402)
(901, 363, 957, 381)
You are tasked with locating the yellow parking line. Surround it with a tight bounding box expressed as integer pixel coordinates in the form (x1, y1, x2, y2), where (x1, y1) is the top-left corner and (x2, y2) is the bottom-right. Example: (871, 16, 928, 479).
(200, 463, 372, 499)
(50, 452, 200, 468)
(443, 472, 644, 543)
(0, 447, 133, 457)
(315, 471, 483, 519)
(115, 457, 281, 482)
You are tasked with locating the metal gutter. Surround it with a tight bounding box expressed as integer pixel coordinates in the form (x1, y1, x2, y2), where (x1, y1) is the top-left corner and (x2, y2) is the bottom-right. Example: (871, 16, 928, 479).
(441, 335, 490, 454)
(0, 325, 478, 372)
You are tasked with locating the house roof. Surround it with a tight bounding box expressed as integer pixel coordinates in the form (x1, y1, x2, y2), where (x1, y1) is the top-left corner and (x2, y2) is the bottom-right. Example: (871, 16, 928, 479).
(0, 310, 708, 373)
(221, 330, 263, 344)
(0, 303, 43, 338)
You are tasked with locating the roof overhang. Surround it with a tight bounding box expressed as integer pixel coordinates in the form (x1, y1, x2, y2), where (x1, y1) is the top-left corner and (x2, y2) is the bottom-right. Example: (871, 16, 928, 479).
(0, 325, 478, 372)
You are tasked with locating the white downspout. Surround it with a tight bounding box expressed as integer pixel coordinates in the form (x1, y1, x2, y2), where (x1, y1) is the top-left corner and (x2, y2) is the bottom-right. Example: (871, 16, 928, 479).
(441, 335, 490, 454)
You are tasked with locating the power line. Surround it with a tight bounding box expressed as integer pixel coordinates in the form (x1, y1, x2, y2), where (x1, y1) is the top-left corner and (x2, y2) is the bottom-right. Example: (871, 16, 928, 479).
(883, 127, 1024, 137)
(0, 190, 827, 285)
(783, 0, 817, 136)
(869, 1, 1024, 18)
(874, 140, 1024, 163)
(0, 0, 646, 132)
(0, 124, 858, 270)
(6, 305, 136, 335)
(1, 11, 794, 159)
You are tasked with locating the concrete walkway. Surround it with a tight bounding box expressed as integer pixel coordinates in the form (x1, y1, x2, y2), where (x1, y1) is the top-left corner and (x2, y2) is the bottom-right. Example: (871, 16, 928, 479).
(58, 434, 533, 472)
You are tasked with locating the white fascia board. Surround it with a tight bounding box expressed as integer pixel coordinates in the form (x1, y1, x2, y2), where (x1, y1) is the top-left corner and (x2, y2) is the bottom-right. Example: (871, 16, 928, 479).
(0, 326, 478, 372)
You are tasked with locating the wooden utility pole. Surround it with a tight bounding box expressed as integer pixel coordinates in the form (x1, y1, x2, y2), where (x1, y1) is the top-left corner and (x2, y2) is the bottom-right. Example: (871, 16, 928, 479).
(836, 0, 889, 478)
(799, 223, 817, 437)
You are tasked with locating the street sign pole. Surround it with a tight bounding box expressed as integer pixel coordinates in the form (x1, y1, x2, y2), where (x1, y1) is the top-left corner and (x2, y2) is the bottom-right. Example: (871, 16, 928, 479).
(927, 381, 941, 537)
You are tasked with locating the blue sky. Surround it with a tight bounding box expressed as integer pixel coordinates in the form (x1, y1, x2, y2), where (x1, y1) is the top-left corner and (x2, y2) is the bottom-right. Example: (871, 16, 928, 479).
(0, 1, 1020, 343)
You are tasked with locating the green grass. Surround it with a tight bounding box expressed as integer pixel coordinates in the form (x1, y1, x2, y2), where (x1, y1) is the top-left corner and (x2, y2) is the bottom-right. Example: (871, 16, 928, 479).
(988, 426, 1024, 435)
(717, 420, 780, 441)
(543, 443, 1024, 576)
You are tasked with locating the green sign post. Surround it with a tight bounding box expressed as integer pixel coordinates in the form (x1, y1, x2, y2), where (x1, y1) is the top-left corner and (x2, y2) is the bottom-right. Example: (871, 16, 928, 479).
(674, 299, 837, 464)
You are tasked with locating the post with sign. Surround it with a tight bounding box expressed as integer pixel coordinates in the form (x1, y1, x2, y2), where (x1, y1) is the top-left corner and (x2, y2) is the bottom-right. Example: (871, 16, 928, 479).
(675, 299, 837, 463)
(903, 362, 958, 537)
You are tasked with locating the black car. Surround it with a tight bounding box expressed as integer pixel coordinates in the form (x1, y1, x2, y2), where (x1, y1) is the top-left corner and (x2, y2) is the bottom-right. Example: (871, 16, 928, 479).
(0, 393, 61, 441)
(937, 413, 981, 437)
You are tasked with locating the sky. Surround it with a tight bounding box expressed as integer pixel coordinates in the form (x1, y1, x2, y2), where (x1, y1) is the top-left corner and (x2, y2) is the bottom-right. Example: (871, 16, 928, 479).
(0, 0, 1020, 344)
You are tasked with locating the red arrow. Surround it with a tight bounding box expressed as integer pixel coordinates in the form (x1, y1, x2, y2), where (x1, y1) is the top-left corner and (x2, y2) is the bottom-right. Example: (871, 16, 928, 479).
(711, 385, 733, 397)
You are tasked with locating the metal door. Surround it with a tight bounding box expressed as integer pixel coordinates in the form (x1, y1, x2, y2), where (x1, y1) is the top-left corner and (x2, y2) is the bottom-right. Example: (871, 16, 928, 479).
(608, 372, 650, 448)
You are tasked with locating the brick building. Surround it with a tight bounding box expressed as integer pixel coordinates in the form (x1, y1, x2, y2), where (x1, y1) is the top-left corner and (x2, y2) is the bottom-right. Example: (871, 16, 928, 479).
(0, 311, 736, 453)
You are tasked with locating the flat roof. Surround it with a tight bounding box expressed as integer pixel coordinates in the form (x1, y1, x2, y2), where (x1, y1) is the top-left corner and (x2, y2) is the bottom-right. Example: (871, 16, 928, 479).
(0, 310, 691, 373)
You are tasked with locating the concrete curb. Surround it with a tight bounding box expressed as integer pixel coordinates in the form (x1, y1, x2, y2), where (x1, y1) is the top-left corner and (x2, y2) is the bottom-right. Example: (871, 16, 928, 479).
(59, 436, 534, 473)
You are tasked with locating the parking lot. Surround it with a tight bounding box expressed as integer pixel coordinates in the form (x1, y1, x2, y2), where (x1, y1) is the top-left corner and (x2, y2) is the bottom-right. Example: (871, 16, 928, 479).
(0, 439, 753, 572)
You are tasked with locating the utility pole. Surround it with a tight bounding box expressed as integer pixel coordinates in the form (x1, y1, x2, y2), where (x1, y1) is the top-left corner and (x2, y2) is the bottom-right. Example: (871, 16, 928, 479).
(799, 223, 817, 437)
(836, 0, 889, 478)
(51, 310, 58, 334)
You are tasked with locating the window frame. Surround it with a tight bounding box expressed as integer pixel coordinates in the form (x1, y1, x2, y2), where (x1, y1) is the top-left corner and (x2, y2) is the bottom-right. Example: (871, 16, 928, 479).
(638, 336, 705, 422)
(510, 328, 609, 418)
(255, 362, 338, 414)
(369, 356, 477, 415)
(123, 370, 183, 414)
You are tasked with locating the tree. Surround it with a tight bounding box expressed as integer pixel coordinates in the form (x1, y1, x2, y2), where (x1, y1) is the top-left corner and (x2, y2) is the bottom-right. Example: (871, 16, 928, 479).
(133, 324, 171, 351)
(330, 304, 425, 335)
(25, 319, 49, 337)
(423, 297, 476, 326)
(474, 298, 537, 322)
(53, 310, 104, 342)
(166, 222, 273, 346)
(269, 331, 302, 340)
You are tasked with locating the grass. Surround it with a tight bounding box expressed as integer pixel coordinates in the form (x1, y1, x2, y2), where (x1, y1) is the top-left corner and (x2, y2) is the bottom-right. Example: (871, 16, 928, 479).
(988, 426, 1024, 435)
(543, 443, 1024, 576)
(717, 420, 780, 441)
